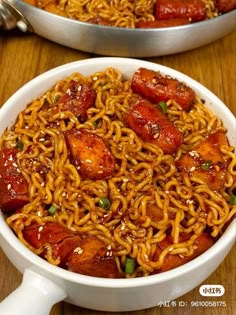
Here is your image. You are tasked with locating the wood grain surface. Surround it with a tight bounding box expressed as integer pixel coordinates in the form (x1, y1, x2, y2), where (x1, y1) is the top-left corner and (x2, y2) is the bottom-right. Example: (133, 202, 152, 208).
(0, 26, 236, 315)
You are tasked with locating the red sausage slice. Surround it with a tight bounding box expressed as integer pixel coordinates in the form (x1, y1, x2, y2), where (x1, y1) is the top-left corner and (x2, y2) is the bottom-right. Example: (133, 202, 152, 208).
(176, 132, 229, 191)
(59, 80, 96, 123)
(64, 128, 116, 180)
(131, 68, 195, 112)
(155, 0, 206, 22)
(215, 0, 236, 13)
(153, 232, 213, 272)
(0, 149, 29, 213)
(125, 99, 183, 154)
(67, 236, 121, 278)
(23, 221, 81, 267)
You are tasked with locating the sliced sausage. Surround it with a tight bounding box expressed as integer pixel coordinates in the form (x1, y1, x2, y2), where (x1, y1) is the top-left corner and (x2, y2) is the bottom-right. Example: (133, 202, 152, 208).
(125, 99, 183, 154)
(0, 149, 29, 213)
(131, 68, 195, 111)
(59, 80, 96, 123)
(23, 221, 81, 267)
(153, 232, 213, 272)
(215, 0, 236, 13)
(155, 0, 206, 22)
(67, 236, 121, 278)
(176, 132, 229, 191)
(64, 128, 116, 180)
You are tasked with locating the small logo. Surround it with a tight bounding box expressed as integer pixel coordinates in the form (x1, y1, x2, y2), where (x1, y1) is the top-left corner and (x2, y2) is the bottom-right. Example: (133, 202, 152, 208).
(199, 285, 225, 297)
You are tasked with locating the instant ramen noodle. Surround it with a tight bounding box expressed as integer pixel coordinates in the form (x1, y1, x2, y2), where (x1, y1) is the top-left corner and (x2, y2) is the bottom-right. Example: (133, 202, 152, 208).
(0, 66, 235, 278)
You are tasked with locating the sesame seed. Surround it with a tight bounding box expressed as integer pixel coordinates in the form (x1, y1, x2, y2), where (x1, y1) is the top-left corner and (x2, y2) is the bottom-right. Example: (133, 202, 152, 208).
(186, 200, 193, 204)
(190, 166, 196, 172)
(73, 247, 83, 255)
(120, 224, 126, 231)
(214, 165, 220, 172)
(7, 184, 11, 190)
(189, 151, 199, 157)
(153, 133, 160, 139)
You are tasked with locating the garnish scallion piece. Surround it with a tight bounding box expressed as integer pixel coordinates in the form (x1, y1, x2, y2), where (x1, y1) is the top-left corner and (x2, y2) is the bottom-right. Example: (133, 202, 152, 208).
(125, 257, 135, 274)
(230, 194, 236, 205)
(157, 101, 167, 114)
(200, 160, 212, 170)
(98, 197, 111, 210)
(48, 205, 58, 215)
(16, 141, 24, 150)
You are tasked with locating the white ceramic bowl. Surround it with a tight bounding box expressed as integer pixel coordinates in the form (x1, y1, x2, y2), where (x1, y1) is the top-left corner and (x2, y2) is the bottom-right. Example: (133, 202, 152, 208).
(0, 57, 235, 315)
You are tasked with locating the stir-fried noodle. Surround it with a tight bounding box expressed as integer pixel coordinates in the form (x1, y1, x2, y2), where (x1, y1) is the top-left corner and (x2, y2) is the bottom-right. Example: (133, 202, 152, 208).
(1, 67, 235, 278)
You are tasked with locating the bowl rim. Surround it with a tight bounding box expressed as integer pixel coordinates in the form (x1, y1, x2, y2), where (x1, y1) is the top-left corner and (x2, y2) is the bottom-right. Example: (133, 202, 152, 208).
(0, 57, 235, 288)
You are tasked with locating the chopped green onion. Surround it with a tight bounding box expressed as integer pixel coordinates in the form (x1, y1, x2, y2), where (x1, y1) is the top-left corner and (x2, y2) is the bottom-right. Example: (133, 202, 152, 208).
(157, 101, 167, 114)
(200, 160, 212, 170)
(16, 141, 24, 150)
(230, 194, 236, 205)
(125, 257, 135, 274)
(52, 93, 61, 104)
(48, 205, 58, 215)
(93, 120, 99, 128)
(98, 197, 111, 210)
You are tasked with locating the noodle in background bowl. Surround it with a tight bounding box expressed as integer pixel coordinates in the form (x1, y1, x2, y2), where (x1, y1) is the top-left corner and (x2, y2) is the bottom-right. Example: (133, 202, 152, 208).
(0, 57, 235, 315)
(2, 0, 236, 57)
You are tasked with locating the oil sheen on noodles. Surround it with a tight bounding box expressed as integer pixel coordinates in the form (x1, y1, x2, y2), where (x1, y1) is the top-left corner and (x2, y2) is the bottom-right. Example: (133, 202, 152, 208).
(0, 67, 235, 278)
(23, 0, 219, 28)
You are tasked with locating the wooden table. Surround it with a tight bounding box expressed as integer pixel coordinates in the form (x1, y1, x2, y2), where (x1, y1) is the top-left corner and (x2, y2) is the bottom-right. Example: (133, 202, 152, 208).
(0, 27, 236, 315)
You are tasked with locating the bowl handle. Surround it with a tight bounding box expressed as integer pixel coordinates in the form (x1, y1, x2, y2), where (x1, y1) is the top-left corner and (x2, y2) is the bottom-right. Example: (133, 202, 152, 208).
(0, 268, 67, 315)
